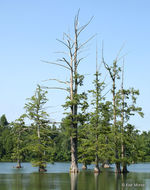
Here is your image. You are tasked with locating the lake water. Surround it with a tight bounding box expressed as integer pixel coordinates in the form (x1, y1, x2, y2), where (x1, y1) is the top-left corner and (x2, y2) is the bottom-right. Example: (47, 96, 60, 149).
(0, 162, 150, 190)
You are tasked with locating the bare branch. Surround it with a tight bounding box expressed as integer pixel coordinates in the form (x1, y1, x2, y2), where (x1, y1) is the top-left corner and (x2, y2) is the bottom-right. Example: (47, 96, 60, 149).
(62, 57, 72, 68)
(41, 60, 71, 70)
(41, 86, 69, 92)
(42, 78, 69, 85)
(57, 58, 72, 69)
(101, 42, 114, 80)
(101, 89, 111, 99)
(78, 34, 96, 50)
(117, 52, 129, 63)
(63, 32, 74, 43)
(54, 51, 68, 55)
(115, 42, 125, 61)
(102, 73, 109, 84)
(67, 39, 74, 55)
(77, 56, 88, 66)
(77, 16, 94, 36)
(56, 39, 70, 49)
(74, 9, 80, 31)
(96, 41, 98, 72)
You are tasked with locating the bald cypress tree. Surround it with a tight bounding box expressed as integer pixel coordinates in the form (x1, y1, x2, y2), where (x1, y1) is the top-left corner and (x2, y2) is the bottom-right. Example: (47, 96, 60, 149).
(42, 11, 94, 173)
(103, 56, 122, 173)
(24, 85, 54, 172)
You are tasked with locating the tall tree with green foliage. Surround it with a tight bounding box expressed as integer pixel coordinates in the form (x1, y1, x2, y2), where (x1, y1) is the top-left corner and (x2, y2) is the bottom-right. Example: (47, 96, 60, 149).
(88, 59, 113, 172)
(77, 93, 92, 170)
(24, 85, 54, 172)
(103, 54, 122, 173)
(89, 67, 105, 173)
(11, 115, 27, 168)
(116, 68, 144, 172)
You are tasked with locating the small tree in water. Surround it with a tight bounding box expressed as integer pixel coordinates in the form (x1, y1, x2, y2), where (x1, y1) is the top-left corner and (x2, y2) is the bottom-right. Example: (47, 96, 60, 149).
(11, 115, 27, 168)
(24, 85, 53, 172)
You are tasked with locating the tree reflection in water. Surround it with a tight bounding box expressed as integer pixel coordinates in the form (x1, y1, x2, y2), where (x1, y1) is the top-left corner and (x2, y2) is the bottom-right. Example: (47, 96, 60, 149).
(70, 173, 78, 190)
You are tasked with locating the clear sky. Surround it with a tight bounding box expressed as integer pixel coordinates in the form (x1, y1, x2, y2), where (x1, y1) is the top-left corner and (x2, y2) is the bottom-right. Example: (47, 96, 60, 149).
(0, 0, 149, 131)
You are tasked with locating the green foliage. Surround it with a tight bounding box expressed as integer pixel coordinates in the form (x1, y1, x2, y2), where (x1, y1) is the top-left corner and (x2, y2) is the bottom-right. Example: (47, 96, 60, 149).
(53, 122, 71, 161)
(11, 115, 28, 164)
(0, 114, 9, 127)
(24, 85, 54, 169)
(0, 115, 13, 161)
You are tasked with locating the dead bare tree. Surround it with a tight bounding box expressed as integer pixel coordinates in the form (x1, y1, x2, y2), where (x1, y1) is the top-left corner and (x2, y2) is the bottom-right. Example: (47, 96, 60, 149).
(42, 10, 94, 173)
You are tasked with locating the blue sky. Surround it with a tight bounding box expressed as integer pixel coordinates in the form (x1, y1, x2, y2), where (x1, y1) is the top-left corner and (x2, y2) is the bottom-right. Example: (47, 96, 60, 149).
(0, 0, 149, 131)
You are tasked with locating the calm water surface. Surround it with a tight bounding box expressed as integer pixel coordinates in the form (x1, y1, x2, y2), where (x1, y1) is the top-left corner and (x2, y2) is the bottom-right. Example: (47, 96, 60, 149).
(0, 162, 149, 190)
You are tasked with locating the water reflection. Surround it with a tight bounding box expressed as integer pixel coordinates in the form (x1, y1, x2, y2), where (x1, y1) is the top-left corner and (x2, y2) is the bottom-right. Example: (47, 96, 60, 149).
(94, 173, 99, 190)
(0, 163, 150, 190)
(70, 173, 78, 190)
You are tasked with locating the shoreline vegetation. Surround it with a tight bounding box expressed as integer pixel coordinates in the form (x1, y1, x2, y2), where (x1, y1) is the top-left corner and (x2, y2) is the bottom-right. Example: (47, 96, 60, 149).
(0, 113, 149, 173)
(0, 11, 147, 174)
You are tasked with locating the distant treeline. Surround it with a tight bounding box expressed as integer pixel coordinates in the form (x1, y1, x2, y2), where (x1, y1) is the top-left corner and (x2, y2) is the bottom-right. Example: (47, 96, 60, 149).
(0, 114, 70, 163)
(0, 114, 150, 164)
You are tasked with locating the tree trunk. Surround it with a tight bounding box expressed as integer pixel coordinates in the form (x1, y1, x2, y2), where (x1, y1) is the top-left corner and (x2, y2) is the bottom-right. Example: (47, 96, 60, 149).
(69, 32, 79, 173)
(115, 162, 121, 173)
(70, 136, 79, 173)
(94, 154, 100, 173)
(102, 161, 110, 168)
(122, 164, 129, 173)
(113, 77, 121, 173)
(82, 163, 87, 170)
(121, 143, 129, 173)
(121, 66, 129, 174)
(16, 159, 22, 168)
(39, 165, 47, 172)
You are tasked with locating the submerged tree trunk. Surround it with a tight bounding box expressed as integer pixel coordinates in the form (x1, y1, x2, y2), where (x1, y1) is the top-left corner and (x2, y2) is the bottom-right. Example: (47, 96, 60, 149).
(82, 163, 87, 170)
(115, 162, 121, 173)
(122, 164, 129, 173)
(70, 136, 79, 173)
(102, 161, 110, 168)
(16, 159, 22, 168)
(39, 165, 47, 172)
(94, 154, 100, 173)
(121, 142, 129, 173)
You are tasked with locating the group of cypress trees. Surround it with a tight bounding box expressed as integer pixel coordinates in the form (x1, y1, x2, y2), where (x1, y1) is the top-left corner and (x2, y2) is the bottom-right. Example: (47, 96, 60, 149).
(0, 12, 146, 173)
(0, 60, 145, 173)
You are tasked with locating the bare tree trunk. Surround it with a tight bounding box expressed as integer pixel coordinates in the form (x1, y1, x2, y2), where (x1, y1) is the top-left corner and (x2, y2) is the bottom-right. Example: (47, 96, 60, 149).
(43, 11, 93, 173)
(70, 47, 79, 173)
